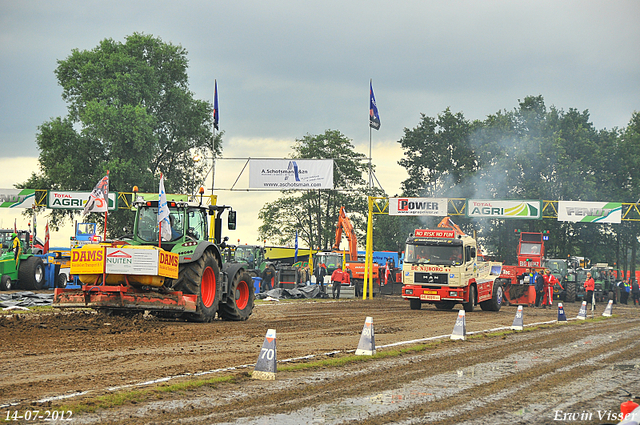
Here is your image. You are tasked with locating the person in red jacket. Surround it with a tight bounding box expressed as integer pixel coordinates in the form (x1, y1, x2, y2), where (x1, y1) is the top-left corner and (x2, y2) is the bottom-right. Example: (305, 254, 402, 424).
(331, 267, 344, 299)
(584, 272, 595, 308)
(542, 270, 560, 308)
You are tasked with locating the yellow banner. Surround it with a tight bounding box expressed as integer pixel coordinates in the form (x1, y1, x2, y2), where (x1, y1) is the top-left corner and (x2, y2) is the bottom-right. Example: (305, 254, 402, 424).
(70, 245, 105, 275)
(158, 251, 179, 279)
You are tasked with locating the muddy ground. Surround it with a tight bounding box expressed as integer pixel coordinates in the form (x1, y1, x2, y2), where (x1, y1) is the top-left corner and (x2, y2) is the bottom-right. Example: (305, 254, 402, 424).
(1, 296, 639, 424)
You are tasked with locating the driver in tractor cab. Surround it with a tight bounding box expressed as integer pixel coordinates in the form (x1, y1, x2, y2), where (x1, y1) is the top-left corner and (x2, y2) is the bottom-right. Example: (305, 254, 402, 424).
(12, 232, 21, 263)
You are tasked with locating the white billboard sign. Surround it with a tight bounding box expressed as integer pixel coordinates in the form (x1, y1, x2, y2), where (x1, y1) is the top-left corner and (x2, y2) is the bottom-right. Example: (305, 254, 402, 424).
(557, 201, 622, 223)
(389, 197, 448, 216)
(249, 159, 334, 190)
(47, 191, 117, 210)
(467, 199, 541, 220)
(105, 247, 158, 275)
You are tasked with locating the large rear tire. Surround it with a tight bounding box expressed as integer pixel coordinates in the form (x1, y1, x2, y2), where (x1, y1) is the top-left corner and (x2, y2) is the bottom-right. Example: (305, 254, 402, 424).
(219, 271, 255, 321)
(566, 281, 577, 303)
(463, 285, 476, 312)
(174, 251, 222, 322)
(18, 256, 45, 290)
(480, 282, 503, 311)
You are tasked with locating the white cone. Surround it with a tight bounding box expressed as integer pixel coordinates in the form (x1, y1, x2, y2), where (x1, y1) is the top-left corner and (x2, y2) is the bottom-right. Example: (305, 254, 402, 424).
(577, 301, 587, 320)
(511, 305, 524, 330)
(355, 316, 376, 355)
(253, 328, 277, 380)
(602, 299, 613, 317)
(451, 310, 466, 340)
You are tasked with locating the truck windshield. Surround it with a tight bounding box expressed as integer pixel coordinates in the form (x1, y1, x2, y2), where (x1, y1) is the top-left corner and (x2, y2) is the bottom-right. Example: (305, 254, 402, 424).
(520, 243, 541, 255)
(405, 243, 463, 265)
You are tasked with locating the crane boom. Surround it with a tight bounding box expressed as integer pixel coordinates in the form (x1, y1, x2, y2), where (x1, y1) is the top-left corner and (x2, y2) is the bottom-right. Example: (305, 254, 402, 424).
(332, 207, 358, 262)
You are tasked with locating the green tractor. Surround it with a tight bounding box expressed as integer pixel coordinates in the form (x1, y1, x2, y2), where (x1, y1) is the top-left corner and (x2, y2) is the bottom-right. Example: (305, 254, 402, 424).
(0, 230, 46, 291)
(54, 198, 254, 322)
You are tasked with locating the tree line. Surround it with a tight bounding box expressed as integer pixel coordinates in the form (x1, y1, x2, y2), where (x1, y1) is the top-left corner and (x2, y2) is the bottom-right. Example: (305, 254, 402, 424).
(21, 34, 640, 277)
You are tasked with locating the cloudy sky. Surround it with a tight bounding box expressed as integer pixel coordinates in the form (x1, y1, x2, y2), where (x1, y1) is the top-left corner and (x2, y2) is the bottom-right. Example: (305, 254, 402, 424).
(1, 0, 639, 246)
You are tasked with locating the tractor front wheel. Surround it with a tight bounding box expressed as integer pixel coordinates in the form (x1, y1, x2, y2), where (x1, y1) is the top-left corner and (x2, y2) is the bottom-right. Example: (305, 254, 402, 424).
(0, 275, 12, 291)
(219, 271, 255, 321)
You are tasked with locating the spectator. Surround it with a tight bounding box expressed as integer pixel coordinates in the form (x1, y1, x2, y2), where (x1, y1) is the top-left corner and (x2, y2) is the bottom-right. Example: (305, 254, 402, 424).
(584, 272, 595, 309)
(534, 270, 545, 307)
(261, 265, 276, 293)
(632, 279, 640, 306)
(331, 266, 344, 299)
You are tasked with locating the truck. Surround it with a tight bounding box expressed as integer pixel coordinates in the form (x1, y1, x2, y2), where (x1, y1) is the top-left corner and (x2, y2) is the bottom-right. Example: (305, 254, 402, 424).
(0, 230, 46, 291)
(498, 231, 546, 306)
(401, 217, 503, 311)
(53, 197, 254, 322)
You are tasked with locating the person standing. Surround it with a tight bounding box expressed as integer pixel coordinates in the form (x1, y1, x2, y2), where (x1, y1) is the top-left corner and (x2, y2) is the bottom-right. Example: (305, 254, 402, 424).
(584, 272, 595, 308)
(534, 270, 545, 307)
(331, 266, 344, 299)
(315, 263, 327, 293)
(631, 279, 640, 306)
(342, 268, 351, 297)
(261, 265, 276, 293)
(543, 270, 560, 307)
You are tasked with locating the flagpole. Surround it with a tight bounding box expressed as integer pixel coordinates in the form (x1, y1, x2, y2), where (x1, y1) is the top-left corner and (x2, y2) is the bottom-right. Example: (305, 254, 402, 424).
(104, 170, 109, 241)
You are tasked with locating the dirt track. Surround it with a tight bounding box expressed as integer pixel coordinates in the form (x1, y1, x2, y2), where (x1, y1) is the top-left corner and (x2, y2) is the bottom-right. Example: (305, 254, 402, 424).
(1, 297, 639, 424)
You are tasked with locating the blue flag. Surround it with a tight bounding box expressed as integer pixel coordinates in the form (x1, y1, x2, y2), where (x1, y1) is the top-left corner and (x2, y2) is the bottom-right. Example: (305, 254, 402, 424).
(213, 80, 219, 130)
(369, 80, 380, 130)
(294, 230, 299, 263)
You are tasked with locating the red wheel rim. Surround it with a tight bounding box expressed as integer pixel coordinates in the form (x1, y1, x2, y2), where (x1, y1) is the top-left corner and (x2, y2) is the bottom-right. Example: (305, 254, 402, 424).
(201, 266, 216, 308)
(236, 279, 249, 310)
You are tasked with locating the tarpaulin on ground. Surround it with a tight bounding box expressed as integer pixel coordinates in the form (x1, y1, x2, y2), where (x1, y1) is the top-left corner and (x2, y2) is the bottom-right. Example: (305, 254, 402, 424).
(0, 291, 54, 308)
(256, 285, 328, 300)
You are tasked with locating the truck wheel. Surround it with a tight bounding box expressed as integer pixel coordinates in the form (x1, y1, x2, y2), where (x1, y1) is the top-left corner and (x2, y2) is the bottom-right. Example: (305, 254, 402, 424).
(435, 301, 455, 310)
(463, 285, 476, 312)
(18, 256, 45, 290)
(0, 275, 12, 291)
(219, 271, 255, 321)
(409, 298, 421, 310)
(566, 281, 577, 302)
(480, 282, 503, 312)
(55, 273, 68, 288)
(175, 251, 222, 322)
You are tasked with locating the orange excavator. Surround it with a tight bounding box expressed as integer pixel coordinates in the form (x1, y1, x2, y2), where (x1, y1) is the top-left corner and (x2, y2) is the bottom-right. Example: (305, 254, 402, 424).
(314, 207, 380, 291)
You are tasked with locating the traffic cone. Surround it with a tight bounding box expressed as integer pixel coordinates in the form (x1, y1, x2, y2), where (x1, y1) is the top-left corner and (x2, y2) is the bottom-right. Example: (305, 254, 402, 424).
(602, 299, 613, 317)
(252, 329, 277, 380)
(557, 302, 567, 323)
(577, 301, 587, 320)
(511, 305, 524, 330)
(450, 310, 466, 340)
(355, 316, 376, 355)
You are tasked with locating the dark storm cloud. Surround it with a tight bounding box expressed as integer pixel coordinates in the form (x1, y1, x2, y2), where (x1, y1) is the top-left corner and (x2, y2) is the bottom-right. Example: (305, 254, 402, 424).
(1, 0, 639, 157)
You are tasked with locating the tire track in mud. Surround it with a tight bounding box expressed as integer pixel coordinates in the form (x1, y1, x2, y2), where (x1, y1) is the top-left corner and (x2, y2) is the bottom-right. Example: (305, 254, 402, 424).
(99, 316, 640, 425)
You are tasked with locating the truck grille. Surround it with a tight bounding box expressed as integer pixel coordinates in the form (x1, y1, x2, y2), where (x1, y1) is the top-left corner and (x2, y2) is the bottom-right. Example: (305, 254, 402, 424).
(414, 272, 448, 285)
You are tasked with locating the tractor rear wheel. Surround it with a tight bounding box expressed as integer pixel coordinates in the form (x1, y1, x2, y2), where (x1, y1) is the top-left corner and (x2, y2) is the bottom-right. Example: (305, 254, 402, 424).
(18, 256, 45, 290)
(0, 275, 12, 291)
(219, 271, 255, 321)
(174, 251, 222, 322)
(566, 281, 577, 302)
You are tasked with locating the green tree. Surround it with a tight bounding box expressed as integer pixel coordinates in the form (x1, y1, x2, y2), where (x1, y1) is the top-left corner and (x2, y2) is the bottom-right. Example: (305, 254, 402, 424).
(258, 130, 371, 250)
(20, 33, 217, 234)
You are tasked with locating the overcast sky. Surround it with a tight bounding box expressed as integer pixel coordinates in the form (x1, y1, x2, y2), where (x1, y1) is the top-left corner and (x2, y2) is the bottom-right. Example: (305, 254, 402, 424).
(1, 0, 639, 245)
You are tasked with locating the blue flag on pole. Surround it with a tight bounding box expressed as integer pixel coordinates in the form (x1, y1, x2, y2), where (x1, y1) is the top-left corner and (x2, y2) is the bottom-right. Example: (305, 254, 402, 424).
(369, 80, 380, 130)
(294, 230, 299, 263)
(213, 80, 219, 130)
